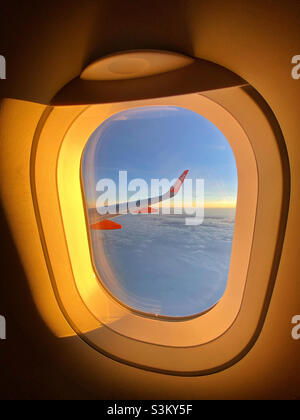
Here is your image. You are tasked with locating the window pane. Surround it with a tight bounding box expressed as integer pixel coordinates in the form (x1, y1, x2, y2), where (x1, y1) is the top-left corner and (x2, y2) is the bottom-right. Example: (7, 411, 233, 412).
(82, 106, 237, 317)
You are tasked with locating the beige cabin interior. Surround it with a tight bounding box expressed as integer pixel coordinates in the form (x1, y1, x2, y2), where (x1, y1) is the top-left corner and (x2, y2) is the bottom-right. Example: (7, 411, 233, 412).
(0, 0, 299, 399)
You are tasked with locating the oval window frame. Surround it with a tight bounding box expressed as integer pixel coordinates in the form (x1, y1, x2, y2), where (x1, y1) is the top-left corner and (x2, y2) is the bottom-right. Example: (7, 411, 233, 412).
(32, 86, 289, 375)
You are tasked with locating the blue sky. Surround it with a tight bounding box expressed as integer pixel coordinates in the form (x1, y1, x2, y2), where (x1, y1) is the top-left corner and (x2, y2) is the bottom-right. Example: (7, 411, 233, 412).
(82, 106, 237, 208)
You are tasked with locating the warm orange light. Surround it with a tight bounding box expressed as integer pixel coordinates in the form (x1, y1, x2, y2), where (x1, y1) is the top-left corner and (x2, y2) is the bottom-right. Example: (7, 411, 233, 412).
(55, 95, 257, 347)
(0, 89, 285, 374)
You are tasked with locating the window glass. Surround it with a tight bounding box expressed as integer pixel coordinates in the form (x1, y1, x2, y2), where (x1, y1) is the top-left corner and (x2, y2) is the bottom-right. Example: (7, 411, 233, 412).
(82, 106, 237, 317)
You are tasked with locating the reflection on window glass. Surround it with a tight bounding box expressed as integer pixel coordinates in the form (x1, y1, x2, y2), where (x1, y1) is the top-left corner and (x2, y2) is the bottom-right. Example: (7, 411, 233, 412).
(82, 106, 237, 317)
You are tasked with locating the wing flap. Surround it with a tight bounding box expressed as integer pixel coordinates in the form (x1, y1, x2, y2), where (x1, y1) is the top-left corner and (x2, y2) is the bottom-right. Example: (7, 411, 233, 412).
(91, 220, 122, 230)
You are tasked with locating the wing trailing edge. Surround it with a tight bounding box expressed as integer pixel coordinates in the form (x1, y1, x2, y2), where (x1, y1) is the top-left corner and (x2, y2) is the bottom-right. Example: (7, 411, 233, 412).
(91, 220, 122, 230)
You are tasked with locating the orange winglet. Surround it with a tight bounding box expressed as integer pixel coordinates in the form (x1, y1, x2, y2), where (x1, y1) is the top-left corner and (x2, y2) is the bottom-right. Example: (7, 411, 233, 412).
(170, 169, 189, 195)
(132, 206, 159, 214)
(91, 220, 122, 230)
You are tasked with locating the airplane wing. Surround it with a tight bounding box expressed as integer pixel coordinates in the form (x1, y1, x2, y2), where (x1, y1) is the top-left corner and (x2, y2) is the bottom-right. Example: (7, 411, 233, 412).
(88, 170, 189, 230)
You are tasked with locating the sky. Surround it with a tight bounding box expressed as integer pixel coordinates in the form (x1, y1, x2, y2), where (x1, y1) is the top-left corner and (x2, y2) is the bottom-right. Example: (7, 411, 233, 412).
(82, 106, 237, 209)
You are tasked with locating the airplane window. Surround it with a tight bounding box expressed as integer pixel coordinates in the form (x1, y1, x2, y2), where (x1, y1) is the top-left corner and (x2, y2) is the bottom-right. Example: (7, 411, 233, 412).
(81, 106, 237, 317)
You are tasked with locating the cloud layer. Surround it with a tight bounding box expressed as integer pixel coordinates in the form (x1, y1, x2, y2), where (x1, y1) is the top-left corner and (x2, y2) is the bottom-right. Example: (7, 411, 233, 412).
(91, 208, 235, 317)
